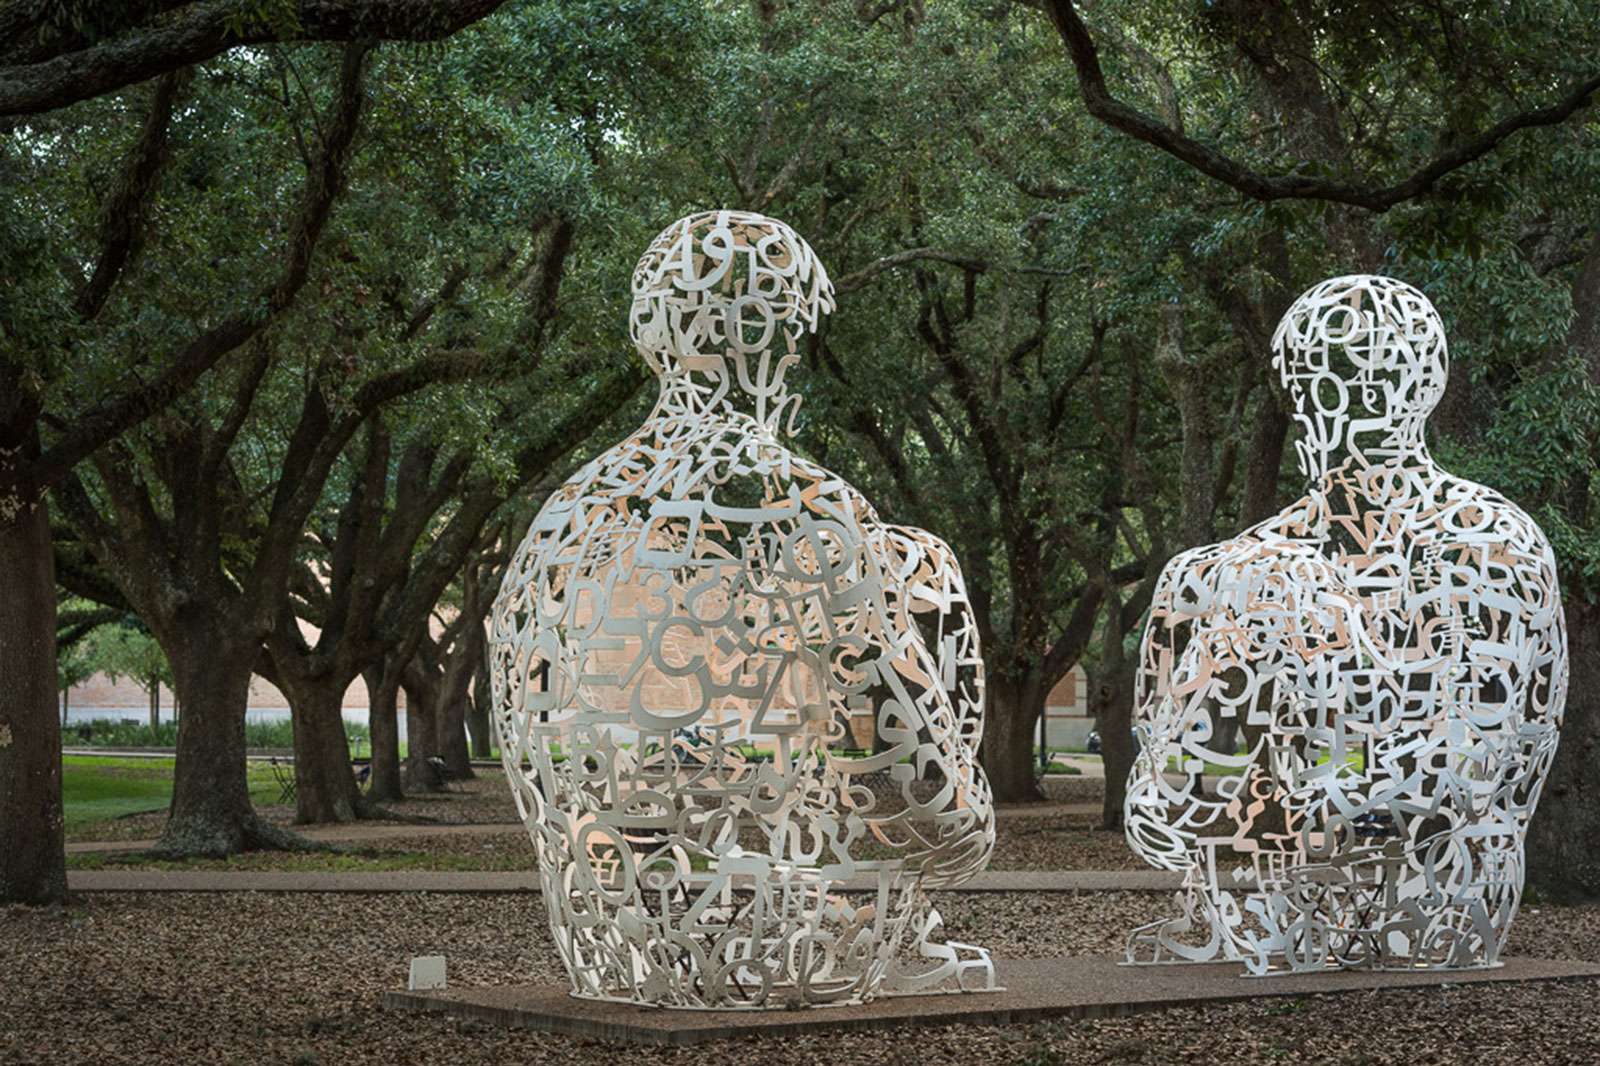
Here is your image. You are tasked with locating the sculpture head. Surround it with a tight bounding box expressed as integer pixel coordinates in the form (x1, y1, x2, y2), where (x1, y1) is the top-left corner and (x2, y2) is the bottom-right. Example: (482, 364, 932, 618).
(1270, 275, 1448, 481)
(630, 209, 835, 429)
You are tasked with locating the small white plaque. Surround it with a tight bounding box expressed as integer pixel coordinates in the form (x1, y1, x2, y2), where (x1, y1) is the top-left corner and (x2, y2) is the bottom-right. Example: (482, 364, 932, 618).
(408, 955, 447, 991)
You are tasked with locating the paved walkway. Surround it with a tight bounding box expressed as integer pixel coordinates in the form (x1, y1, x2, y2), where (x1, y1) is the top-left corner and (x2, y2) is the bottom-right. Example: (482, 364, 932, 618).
(67, 868, 1182, 894)
(61, 747, 502, 767)
(66, 820, 523, 855)
(998, 801, 1100, 820)
(68, 801, 1104, 855)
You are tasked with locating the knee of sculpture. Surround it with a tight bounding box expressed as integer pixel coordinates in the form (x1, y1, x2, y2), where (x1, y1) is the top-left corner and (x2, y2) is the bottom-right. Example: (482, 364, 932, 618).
(488, 210, 995, 1008)
(1124, 275, 1567, 974)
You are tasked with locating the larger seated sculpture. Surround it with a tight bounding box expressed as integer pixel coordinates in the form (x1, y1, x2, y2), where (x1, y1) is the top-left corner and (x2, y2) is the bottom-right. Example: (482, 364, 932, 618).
(1124, 275, 1567, 974)
(488, 209, 995, 1009)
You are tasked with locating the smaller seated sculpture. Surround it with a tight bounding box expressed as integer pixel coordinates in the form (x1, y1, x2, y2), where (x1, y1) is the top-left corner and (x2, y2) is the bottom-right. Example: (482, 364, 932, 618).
(1124, 275, 1567, 974)
(488, 210, 996, 1009)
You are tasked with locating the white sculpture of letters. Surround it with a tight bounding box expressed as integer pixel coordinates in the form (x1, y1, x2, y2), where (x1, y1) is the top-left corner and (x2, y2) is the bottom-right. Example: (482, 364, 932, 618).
(1125, 275, 1567, 974)
(489, 210, 996, 1009)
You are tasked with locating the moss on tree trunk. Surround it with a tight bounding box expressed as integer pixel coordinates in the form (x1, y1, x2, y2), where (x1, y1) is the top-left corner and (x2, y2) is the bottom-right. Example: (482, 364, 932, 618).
(365, 662, 404, 803)
(289, 686, 363, 824)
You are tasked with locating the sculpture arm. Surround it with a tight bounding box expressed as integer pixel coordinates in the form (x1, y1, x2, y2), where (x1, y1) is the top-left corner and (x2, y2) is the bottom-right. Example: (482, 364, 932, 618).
(844, 522, 993, 884)
(1124, 544, 1358, 866)
(1124, 554, 1213, 869)
(1501, 543, 1568, 822)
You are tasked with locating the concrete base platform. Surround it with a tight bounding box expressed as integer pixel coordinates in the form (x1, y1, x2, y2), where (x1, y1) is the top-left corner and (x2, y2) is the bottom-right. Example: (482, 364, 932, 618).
(382, 955, 1600, 1045)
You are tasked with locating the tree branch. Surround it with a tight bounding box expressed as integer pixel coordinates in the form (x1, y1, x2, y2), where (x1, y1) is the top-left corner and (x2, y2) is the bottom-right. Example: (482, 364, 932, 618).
(33, 39, 374, 491)
(836, 247, 989, 294)
(74, 68, 188, 321)
(1041, 0, 1600, 212)
(198, 339, 274, 491)
(0, 0, 506, 117)
(377, 368, 643, 647)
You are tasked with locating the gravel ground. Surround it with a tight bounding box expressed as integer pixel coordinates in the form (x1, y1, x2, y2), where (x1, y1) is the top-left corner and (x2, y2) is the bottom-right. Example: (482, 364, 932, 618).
(68, 830, 538, 872)
(989, 814, 1147, 872)
(73, 818, 1141, 873)
(4, 891, 1598, 1065)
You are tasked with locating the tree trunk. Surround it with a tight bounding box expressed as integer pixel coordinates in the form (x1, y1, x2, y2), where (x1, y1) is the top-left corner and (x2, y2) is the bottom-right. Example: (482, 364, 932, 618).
(1156, 303, 1217, 549)
(0, 490, 67, 904)
(1088, 586, 1141, 830)
(1528, 599, 1600, 900)
(148, 680, 159, 734)
(981, 675, 1046, 803)
(1094, 663, 1138, 831)
(289, 685, 362, 823)
(402, 674, 444, 791)
(1208, 715, 1242, 758)
(157, 625, 289, 857)
(61, 686, 69, 730)
(436, 598, 485, 779)
(467, 655, 491, 759)
(1241, 394, 1289, 525)
(438, 639, 478, 779)
(440, 692, 473, 779)
(1529, 223, 1600, 900)
(364, 662, 404, 803)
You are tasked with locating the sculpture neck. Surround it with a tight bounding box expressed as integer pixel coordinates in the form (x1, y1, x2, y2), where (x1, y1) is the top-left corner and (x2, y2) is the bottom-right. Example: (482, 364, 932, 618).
(1293, 416, 1431, 484)
(1303, 448, 1439, 513)
(650, 377, 792, 438)
(648, 352, 798, 435)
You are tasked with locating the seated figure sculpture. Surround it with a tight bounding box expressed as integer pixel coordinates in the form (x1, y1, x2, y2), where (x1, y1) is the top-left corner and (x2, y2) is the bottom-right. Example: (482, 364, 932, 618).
(1124, 275, 1567, 974)
(488, 210, 996, 1009)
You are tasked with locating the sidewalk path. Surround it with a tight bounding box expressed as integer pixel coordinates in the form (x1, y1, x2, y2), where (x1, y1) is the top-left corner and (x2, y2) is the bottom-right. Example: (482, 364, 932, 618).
(68, 803, 1104, 855)
(62, 747, 502, 768)
(1050, 756, 1105, 777)
(995, 801, 1100, 820)
(66, 868, 1182, 894)
(66, 821, 522, 855)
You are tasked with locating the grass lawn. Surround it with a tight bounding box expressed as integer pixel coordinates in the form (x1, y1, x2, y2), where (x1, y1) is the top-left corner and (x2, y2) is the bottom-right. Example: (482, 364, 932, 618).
(62, 755, 282, 831)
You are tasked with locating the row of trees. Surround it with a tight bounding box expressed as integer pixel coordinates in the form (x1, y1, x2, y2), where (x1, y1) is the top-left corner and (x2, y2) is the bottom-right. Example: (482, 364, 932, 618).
(56, 612, 172, 732)
(4, 0, 1599, 904)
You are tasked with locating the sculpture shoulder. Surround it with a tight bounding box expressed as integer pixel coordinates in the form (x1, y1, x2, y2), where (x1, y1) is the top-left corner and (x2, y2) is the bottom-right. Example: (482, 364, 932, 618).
(1424, 473, 1555, 559)
(1149, 499, 1340, 621)
(518, 415, 886, 561)
(537, 414, 775, 508)
(864, 518, 964, 590)
(1420, 472, 1563, 620)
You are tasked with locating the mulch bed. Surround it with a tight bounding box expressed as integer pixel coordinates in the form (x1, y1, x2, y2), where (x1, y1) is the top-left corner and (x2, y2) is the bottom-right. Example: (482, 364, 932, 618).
(5, 890, 1598, 1065)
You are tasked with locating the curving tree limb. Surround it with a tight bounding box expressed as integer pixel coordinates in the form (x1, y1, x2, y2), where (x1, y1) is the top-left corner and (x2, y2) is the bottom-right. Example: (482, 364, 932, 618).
(1041, 0, 1600, 213)
(0, 0, 507, 117)
(31, 39, 374, 493)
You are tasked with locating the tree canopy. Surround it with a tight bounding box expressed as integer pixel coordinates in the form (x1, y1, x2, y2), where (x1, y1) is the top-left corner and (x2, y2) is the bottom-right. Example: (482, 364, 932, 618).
(4, 0, 1600, 901)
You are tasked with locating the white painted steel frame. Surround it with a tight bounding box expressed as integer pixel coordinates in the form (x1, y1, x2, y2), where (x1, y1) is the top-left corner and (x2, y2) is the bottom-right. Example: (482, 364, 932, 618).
(1125, 275, 1567, 975)
(490, 211, 996, 1009)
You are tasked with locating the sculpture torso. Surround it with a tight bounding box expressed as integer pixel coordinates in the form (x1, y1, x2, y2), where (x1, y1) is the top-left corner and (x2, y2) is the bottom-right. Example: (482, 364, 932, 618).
(501, 400, 990, 871)
(1125, 276, 1567, 974)
(489, 210, 994, 1009)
